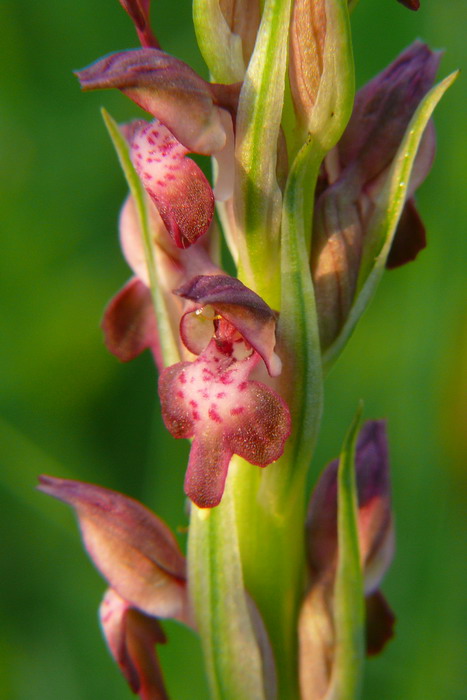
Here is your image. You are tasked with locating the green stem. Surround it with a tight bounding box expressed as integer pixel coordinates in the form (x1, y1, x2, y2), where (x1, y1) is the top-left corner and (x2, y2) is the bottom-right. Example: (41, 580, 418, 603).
(230, 459, 307, 699)
(235, 0, 293, 308)
(232, 142, 325, 698)
(188, 474, 269, 700)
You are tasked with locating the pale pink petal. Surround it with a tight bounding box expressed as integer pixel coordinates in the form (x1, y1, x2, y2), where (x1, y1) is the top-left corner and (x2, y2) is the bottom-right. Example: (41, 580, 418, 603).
(102, 277, 163, 370)
(130, 120, 214, 249)
(119, 194, 168, 286)
(212, 110, 235, 202)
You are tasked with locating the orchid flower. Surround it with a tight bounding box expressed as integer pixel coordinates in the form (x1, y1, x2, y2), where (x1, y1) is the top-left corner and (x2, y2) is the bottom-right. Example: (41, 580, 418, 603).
(158, 274, 290, 508)
(38, 0, 457, 698)
(37, 475, 192, 700)
(76, 48, 237, 251)
(311, 41, 441, 350)
(299, 422, 395, 699)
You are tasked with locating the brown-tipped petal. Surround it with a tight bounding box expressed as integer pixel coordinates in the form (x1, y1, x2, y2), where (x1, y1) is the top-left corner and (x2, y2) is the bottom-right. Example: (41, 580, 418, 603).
(306, 421, 393, 589)
(76, 49, 227, 154)
(386, 198, 426, 269)
(118, 0, 160, 48)
(365, 590, 396, 656)
(102, 277, 163, 370)
(337, 41, 440, 182)
(130, 120, 214, 248)
(176, 274, 282, 376)
(159, 337, 291, 508)
(397, 0, 420, 9)
(354, 421, 394, 592)
(289, 0, 326, 125)
(100, 589, 169, 700)
(37, 476, 187, 619)
(311, 179, 364, 350)
(298, 580, 335, 700)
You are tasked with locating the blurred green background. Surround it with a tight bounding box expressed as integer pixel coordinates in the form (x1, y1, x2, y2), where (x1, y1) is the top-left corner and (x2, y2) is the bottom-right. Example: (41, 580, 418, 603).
(1, 1, 465, 698)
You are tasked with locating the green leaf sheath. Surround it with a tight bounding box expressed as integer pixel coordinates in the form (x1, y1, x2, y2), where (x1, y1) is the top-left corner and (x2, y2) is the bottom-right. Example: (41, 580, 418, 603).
(193, 0, 245, 83)
(327, 405, 365, 700)
(188, 480, 268, 700)
(235, 0, 293, 307)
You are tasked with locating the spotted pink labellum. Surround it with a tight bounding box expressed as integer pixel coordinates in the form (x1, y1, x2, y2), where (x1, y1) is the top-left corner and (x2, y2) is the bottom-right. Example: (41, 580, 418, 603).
(159, 275, 290, 508)
(128, 119, 214, 249)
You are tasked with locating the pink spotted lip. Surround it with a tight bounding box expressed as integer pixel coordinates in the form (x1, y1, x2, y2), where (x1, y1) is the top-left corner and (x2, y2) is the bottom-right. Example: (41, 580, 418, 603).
(130, 119, 214, 248)
(159, 334, 291, 508)
(171, 340, 258, 429)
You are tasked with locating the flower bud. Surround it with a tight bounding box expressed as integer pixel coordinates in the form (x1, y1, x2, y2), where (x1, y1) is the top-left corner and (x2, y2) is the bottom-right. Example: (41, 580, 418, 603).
(306, 421, 393, 586)
(218, 0, 261, 68)
(311, 41, 440, 349)
(299, 421, 395, 698)
(76, 49, 228, 155)
(289, 0, 354, 150)
(37, 476, 188, 621)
